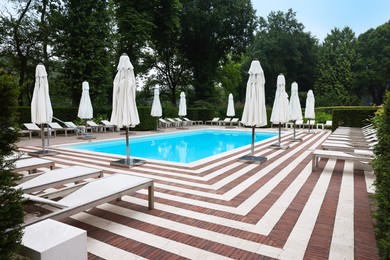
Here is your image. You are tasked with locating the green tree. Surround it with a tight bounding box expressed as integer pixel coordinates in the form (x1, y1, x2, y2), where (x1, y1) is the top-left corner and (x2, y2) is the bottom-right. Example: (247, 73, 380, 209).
(355, 20, 390, 105)
(314, 27, 359, 106)
(113, 0, 156, 67)
(51, 0, 113, 107)
(0, 68, 24, 259)
(216, 57, 242, 99)
(0, 0, 52, 106)
(245, 9, 318, 104)
(179, 0, 256, 103)
(143, 0, 193, 106)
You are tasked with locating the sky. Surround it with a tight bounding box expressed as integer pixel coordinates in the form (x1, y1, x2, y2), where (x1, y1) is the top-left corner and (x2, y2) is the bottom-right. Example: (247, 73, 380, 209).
(252, 0, 390, 42)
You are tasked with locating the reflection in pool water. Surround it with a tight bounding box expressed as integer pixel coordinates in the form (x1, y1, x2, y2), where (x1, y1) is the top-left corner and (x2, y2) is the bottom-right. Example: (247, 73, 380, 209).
(66, 130, 277, 164)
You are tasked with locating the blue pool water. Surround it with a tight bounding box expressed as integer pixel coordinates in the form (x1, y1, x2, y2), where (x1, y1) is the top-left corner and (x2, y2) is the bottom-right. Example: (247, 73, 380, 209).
(65, 129, 277, 164)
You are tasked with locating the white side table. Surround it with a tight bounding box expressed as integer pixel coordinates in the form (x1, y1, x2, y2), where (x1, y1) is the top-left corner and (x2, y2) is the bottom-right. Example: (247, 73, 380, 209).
(20, 219, 87, 260)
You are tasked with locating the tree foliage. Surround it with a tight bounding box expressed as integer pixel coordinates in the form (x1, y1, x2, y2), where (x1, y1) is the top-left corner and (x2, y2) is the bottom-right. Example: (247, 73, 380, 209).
(355, 21, 390, 105)
(0, 68, 24, 259)
(314, 27, 359, 106)
(246, 9, 318, 105)
(179, 0, 256, 103)
(51, 0, 113, 107)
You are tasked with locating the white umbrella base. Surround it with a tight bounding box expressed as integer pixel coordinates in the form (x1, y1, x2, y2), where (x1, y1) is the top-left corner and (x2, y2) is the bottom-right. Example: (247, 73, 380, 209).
(270, 144, 290, 150)
(238, 155, 267, 164)
(289, 138, 303, 142)
(110, 158, 145, 168)
(28, 150, 59, 157)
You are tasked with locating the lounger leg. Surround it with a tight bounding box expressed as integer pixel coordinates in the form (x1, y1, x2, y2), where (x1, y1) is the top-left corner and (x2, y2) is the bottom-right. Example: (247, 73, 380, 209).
(148, 183, 154, 210)
(312, 154, 317, 171)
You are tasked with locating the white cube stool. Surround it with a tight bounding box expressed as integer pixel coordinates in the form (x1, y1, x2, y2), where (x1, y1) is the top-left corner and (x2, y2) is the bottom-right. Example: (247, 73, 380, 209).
(20, 219, 87, 260)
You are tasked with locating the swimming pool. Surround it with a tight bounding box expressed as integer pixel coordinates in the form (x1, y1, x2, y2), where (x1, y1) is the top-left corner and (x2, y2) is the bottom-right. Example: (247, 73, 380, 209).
(65, 129, 277, 164)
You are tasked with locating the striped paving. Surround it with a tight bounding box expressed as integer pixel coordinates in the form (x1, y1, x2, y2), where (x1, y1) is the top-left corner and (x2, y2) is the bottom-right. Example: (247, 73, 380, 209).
(18, 129, 378, 259)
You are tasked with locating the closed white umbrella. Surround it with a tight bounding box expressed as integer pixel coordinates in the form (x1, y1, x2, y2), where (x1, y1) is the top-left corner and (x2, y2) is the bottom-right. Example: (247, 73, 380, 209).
(77, 81, 94, 138)
(110, 53, 142, 166)
(240, 60, 267, 163)
(178, 92, 187, 116)
(30, 63, 55, 155)
(270, 74, 289, 148)
(178, 92, 187, 129)
(78, 81, 93, 119)
(151, 86, 162, 130)
(305, 89, 315, 133)
(289, 82, 303, 141)
(226, 93, 235, 117)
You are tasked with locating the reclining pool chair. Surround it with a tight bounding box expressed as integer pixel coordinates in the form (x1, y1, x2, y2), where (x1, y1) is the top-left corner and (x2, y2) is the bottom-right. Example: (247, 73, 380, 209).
(22, 173, 154, 227)
(312, 149, 373, 171)
(16, 165, 104, 193)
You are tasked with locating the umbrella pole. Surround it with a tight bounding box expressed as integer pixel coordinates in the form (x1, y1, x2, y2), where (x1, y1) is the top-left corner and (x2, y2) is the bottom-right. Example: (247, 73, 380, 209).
(251, 127, 255, 156)
(41, 124, 45, 152)
(278, 123, 281, 147)
(126, 127, 130, 163)
(46, 124, 50, 146)
(293, 120, 296, 139)
(156, 118, 159, 131)
(308, 119, 311, 133)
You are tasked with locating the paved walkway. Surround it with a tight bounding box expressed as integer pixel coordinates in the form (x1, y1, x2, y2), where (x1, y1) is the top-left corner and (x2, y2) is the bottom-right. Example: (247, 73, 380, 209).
(17, 126, 378, 259)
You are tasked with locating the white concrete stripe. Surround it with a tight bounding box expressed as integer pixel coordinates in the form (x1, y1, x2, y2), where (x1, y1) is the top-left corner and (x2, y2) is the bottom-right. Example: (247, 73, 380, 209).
(329, 161, 354, 259)
(87, 237, 147, 260)
(279, 158, 336, 260)
(254, 161, 312, 234)
(72, 212, 233, 260)
(95, 203, 282, 258)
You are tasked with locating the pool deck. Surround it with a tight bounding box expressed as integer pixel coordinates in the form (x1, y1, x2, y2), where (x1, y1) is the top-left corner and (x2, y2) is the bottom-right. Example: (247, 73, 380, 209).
(16, 125, 378, 259)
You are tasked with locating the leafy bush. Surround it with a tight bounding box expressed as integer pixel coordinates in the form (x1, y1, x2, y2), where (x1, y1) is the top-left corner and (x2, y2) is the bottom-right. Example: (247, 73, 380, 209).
(332, 106, 379, 131)
(373, 92, 390, 259)
(0, 68, 24, 259)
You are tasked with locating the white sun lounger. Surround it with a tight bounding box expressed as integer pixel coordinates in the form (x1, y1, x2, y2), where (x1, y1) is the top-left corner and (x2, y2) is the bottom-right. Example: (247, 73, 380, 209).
(12, 158, 55, 174)
(312, 149, 373, 171)
(22, 173, 154, 226)
(16, 166, 104, 193)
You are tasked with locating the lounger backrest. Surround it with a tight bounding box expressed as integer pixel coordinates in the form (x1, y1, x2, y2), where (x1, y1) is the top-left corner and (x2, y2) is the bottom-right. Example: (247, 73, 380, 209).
(49, 122, 63, 129)
(212, 118, 220, 122)
(325, 120, 332, 125)
(24, 123, 40, 130)
(87, 121, 99, 126)
(231, 118, 239, 122)
(224, 118, 231, 122)
(101, 120, 113, 126)
(64, 122, 77, 128)
(296, 120, 303, 125)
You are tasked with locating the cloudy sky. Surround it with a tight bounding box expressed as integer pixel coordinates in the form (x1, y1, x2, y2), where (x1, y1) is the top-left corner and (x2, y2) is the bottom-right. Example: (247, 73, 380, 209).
(252, 0, 390, 42)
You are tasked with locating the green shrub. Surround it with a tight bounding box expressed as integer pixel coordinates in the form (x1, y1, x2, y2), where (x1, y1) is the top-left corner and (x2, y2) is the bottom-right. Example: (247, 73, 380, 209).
(332, 106, 379, 131)
(373, 92, 390, 259)
(0, 68, 24, 259)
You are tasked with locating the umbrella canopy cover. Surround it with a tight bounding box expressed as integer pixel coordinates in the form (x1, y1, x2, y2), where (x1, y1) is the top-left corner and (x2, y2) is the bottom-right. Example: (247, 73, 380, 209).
(305, 90, 315, 119)
(226, 93, 235, 117)
(110, 54, 140, 128)
(241, 60, 267, 127)
(288, 82, 303, 121)
(151, 87, 162, 117)
(270, 74, 289, 124)
(178, 92, 187, 116)
(31, 64, 53, 124)
(77, 81, 93, 119)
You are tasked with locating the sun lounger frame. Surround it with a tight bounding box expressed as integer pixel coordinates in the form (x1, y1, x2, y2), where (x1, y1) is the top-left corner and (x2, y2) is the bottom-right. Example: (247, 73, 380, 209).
(23, 174, 154, 227)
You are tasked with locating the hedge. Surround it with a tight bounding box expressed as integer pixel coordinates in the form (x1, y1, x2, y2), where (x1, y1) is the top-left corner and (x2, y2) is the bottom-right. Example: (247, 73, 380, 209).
(332, 106, 379, 131)
(16, 106, 214, 131)
(373, 92, 390, 259)
(16, 105, 379, 131)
